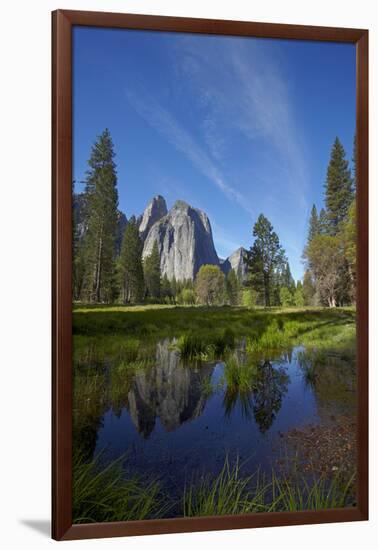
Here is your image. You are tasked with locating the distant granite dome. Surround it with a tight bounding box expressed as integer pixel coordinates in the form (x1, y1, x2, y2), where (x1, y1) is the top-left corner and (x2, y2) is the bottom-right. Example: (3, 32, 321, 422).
(220, 246, 249, 281)
(142, 198, 219, 281)
(139, 195, 167, 241)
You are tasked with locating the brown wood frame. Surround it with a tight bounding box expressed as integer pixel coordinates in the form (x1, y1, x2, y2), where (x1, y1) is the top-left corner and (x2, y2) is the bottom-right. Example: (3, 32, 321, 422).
(52, 9, 369, 541)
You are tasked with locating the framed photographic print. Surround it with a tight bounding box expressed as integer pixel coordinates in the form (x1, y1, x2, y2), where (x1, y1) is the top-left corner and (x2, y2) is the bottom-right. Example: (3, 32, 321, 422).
(52, 10, 368, 541)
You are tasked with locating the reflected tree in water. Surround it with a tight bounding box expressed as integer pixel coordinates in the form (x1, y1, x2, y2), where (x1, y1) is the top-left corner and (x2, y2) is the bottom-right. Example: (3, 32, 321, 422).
(253, 361, 290, 433)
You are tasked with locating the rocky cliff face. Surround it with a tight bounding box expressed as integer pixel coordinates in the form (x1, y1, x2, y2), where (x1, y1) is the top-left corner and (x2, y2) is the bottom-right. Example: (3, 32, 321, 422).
(139, 195, 167, 241)
(142, 199, 219, 281)
(220, 247, 249, 281)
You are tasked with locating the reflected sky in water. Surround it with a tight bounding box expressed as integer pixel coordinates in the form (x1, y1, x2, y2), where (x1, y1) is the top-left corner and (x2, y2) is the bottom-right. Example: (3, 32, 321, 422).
(76, 339, 354, 490)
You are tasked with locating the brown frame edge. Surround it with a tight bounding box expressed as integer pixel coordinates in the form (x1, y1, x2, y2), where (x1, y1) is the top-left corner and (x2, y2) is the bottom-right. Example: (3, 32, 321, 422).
(52, 9, 369, 541)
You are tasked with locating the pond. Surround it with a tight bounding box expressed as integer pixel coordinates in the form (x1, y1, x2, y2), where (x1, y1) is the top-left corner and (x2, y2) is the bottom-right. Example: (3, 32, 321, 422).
(73, 337, 356, 501)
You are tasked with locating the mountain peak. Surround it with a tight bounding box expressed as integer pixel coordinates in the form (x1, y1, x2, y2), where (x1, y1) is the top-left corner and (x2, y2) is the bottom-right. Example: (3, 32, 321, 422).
(142, 198, 219, 281)
(172, 199, 190, 211)
(220, 247, 248, 281)
(139, 195, 167, 240)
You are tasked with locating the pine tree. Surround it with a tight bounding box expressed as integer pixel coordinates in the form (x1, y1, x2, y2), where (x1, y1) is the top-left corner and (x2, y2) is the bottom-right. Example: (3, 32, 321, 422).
(72, 187, 87, 301)
(294, 281, 305, 306)
(248, 214, 286, 307)
(171, 276, 177, 302)
(161, 274, 172, 302)
(144, 241, 161, 300)
(302, 269, 316, 306)
(318, 208, 328, 235)
(118, 216, 144, 304)
(226, 269, 240, 306)
(80, 129, 119, 303)
(280, 287, 295, 307)
(352, 133, 357, 193)
(281, 261, 295, 293)
(342, 199, 357, 304)
(324, 137, 354, 235)
(308, 204, 319, 243)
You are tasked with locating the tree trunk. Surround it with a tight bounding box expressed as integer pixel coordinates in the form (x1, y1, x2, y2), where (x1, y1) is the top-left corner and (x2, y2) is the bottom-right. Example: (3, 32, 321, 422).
(95, 235, 103, 302)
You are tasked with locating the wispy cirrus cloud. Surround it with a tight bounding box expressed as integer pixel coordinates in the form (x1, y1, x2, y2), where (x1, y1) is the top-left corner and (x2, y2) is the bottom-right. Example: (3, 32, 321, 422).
(173, 36, 310, 211)
(126, 87, 254, 216)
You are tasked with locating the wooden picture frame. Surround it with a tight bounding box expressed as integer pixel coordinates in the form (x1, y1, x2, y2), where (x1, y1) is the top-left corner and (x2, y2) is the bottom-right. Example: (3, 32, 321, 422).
(52, 9, 368, 541)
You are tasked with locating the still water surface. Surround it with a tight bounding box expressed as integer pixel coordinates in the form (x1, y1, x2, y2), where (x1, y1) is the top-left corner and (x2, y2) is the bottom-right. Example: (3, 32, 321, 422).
(84, 339, 354, 490)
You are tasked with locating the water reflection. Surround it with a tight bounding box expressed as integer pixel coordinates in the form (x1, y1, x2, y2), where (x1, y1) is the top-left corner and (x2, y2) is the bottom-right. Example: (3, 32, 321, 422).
(127, 340, 214, 437)
(222, 358, 289, 431)
(252, 361, 289, 433)
(73, 337, 356, 475)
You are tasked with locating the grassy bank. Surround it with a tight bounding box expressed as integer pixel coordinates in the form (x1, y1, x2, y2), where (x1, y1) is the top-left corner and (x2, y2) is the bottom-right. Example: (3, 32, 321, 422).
(73, 305, 356, 364)
(73, 453, 356, 523)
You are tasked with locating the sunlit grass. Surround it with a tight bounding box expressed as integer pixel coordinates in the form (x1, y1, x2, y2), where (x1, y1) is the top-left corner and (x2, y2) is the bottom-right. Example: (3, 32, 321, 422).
(177, 328, 235, 360)
(73, 306, 356, 360)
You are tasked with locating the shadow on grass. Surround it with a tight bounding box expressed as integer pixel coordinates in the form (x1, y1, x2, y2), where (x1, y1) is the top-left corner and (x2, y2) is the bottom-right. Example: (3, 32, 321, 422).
(73, 305, 356, 338)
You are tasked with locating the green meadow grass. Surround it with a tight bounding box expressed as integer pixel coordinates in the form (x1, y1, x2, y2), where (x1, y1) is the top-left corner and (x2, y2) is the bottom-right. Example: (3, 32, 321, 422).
(73, 305, 356, 365)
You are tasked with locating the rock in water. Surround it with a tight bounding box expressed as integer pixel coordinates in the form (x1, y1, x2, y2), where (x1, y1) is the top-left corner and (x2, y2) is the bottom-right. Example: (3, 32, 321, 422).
(220, 247, 249, 281)
(139, 195, 167, 240)
(142, 199, 219, 281)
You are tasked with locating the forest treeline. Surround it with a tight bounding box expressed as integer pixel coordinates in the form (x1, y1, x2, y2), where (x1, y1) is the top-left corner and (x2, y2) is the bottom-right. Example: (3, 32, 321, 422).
(302, 137, 356, 307)
(73, 129, 356, 308)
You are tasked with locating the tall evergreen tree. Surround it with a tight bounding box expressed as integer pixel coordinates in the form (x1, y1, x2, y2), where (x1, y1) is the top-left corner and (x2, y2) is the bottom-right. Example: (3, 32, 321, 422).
(171, 276, 178, 302)
(118, 216, 144, 304)
(161, 274, 173, 302)
(324, 137, 354, 235)
(144, 241, 161, 300)
(302, 269, 316, 306)
(318, 208, 328, 235)
(80, 129, 119, 303)
(352, 133, 357, 193)
(248, 214, 286, 307)
(226, 269, 240, 306)
(308, 204, 320, 243)
(343, 199, 357, 304)
(72, 187, 87, 301)
(281, 261, 296, 292)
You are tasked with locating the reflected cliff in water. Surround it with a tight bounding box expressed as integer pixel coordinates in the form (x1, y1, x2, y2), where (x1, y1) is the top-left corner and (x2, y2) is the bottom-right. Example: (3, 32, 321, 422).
(73, 337, 356, 482)
(126, 340, 214, 437)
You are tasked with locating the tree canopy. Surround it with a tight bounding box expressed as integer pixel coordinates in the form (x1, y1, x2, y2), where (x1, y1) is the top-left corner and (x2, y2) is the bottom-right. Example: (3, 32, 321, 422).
(195, 265, 225, 306)
(80, 129, 119, 303)
(248, 214, 286, 306)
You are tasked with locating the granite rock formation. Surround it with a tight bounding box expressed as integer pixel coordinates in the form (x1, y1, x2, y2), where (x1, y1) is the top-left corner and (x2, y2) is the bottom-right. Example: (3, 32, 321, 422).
(139, 195, 167, 241)
(142, 199, 219, 281)
(220, 247, 249, 281)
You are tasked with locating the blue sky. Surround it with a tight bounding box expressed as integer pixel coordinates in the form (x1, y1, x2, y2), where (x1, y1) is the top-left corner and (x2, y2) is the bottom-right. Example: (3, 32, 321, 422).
(73, 27, 356, 281)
